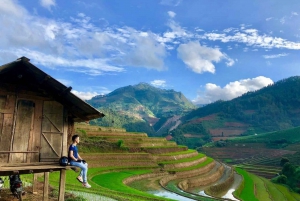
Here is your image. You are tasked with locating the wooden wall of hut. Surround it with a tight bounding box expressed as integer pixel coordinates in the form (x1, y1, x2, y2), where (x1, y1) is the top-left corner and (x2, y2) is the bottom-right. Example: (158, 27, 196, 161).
(0, 85, 72, 164)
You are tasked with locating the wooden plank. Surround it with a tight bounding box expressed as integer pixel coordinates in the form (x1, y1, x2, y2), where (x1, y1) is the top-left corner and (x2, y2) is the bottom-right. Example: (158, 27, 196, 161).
(11, 100, 35, 163)
(32, 174, 38, 194)
(0, 95, 14, 163)
(62, 109, 68, 156)
(43, 172, 49, 201)
(41, 133, 60, 157)
(44, 115, 62, 132)
(32, 99, 43, 162)
(0, 95, 12, 114)
(0, 113, 14, 163)
(0, 151, 38, 153)
(0, 162, 58, 167)
(40, 101, 64, 161)
(43, 131, 63, 134)
(58, 169, 66, 201)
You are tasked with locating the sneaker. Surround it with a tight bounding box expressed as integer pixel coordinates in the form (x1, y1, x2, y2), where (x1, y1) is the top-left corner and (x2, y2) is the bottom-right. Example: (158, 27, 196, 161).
(83, 183, 91, 188)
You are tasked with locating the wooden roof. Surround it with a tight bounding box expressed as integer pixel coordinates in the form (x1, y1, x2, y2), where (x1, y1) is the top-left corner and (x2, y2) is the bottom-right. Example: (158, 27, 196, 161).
(0, 57, 104, 122)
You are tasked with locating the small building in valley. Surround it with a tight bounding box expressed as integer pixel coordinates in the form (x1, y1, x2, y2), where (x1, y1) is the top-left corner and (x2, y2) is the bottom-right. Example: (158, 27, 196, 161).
(0, 57, 104, 200)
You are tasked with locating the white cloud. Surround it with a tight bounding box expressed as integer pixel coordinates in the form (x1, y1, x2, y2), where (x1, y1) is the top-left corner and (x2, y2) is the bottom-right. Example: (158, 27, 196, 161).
(193, 76, 274, 104)
(160, 0, 181, 6)
(292, 12, 298, 16)
(266, 17, 273, 21)
(263, 53, 289, 59)
(168, 11, 176, 18)
(124, 32, 166, 70)
(150, 80, 166, 87)
(40, 0, 56, 10)
(202, 28, 300, 50)
(71, 90, 99, 100)
(5, 49, 124, 75)
(280, 17, 286, 24)
(0, 0, 169, 72)
(177, 41, 234, 74)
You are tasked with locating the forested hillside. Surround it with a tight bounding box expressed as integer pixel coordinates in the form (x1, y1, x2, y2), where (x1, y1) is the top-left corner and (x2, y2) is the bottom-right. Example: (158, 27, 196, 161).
(87, 83, 196, 135)
(172, 76, 300, 147)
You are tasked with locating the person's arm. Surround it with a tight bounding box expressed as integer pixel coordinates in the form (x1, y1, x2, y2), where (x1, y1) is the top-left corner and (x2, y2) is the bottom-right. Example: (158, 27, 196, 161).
(69, 150, 78, 161)
(77, 153, 83, 160)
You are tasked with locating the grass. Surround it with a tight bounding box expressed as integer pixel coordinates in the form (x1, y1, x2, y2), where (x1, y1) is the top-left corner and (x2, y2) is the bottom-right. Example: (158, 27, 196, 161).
(274, 183, 300, 201)
(261, 177, 286, 201)
(171, 157, 214, 172)
(156, 149, 196, 156)
(249, 174, 271, 201)
(235, 168, 259, 201)
(45, 167, 175, 201)
(229, 126, 300, 144)
(91, 170, 175, 201)
(159, 153, 205, 165)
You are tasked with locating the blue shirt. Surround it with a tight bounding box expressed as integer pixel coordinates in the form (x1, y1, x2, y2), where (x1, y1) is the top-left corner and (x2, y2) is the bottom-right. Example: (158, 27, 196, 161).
(68, 144, 78, 161)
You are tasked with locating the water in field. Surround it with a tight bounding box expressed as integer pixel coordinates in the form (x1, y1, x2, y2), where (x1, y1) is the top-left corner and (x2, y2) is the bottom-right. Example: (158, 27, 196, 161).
(149, 190, 197, 201)
(220, 173, 242, 201)
(129, 176, 196, 200)
(192, 172, 242, 201)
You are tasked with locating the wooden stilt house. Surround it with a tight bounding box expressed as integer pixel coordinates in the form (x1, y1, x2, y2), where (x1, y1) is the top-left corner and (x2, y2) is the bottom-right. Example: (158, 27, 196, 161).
(0, 57, 104, 200)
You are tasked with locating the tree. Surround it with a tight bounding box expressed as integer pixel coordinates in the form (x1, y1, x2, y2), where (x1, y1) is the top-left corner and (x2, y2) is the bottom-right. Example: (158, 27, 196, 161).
(280, 157, 289, 166)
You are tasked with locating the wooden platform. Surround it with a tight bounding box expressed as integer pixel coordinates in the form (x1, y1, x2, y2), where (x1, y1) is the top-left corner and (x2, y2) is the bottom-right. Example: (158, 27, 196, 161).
(0, 162, 68, 176)
(0, 162, 78, 201)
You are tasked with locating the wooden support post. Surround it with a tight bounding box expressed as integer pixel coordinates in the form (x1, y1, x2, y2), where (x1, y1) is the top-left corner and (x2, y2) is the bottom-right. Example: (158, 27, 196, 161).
(32, 174, 38, 194)
(43, 172, 49, 201)
(58, 169, 66, 201)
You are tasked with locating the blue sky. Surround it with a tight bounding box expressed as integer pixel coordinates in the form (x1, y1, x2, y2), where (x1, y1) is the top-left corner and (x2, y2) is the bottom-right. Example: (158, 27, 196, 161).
(1, 0, 300, 104)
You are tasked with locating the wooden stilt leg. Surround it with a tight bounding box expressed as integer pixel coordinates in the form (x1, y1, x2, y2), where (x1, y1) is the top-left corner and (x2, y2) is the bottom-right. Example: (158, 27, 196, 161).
(58, 169, 66, 201)
(32, 174, 38, 194)
(43, 172, 49, 201)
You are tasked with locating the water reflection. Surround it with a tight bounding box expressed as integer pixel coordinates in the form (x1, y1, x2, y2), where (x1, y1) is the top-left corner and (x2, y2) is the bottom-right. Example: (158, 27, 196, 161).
(149, 190, 196, 201)
(221, 189, 239, 201)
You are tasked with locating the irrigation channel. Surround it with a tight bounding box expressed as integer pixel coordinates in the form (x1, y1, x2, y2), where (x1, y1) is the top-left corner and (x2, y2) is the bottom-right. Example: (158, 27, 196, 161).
(129, 166, 243, 201)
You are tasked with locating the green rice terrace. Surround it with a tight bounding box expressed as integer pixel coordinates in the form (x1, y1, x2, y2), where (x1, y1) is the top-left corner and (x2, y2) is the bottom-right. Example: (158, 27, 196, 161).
(6, 124, 300, 201)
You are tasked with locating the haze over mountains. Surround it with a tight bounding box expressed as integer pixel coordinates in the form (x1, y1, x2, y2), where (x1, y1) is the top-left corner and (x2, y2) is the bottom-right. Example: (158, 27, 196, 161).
(87, 76, 300, 148)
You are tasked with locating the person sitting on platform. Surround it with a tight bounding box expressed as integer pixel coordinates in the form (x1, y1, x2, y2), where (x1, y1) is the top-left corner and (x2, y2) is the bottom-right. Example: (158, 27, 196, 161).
(68, 134, 91, 188)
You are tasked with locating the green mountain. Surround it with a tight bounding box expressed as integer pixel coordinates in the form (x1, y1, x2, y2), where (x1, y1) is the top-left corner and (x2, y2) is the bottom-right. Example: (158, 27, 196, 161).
(171, 76, 300, 147)
(87, 83, 196, 135)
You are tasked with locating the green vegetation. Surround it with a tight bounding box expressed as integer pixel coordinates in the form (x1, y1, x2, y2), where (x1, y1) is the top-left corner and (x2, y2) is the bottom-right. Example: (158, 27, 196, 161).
(87, 83, 196, 136)
(92, 170, 172, 200)
(184, 76, 300, 133)
(229, 126, 300, 144)
(157, 149, 196, 156)
(235, 168, 259, 201)
(272, 162, 300, 193)
(172, 157, 214, 172)
(158, 153, 205, 165)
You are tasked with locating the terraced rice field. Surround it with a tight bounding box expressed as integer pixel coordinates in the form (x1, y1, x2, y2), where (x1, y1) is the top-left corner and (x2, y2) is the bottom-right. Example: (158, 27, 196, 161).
(63, 124, 300, 201)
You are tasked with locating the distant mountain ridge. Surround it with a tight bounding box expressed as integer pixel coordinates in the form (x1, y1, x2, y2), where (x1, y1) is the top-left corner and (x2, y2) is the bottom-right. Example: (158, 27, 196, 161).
(87, 83, 196, 135)
(171, 76, 300, 148)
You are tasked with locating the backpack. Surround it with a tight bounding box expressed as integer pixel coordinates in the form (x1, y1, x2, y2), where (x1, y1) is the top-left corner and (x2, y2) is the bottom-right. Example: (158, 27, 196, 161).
(59, 156, 69, 166)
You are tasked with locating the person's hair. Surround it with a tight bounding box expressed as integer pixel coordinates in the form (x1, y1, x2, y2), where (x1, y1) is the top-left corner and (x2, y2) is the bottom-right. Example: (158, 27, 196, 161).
(72, 135, 79, 142)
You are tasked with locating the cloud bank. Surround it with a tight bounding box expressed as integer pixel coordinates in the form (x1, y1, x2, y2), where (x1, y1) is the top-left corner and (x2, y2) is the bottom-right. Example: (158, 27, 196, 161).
(177, 41, 234, 74)
(193, 76, 274, 104)
(150, 80, 167, 87)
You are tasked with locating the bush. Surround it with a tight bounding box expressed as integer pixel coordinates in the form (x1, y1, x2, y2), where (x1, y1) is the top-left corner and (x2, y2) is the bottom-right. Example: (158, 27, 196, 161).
(117, 139, 124, 148)
(272, 175, 287, 184)
(280, 157, 289, 166)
